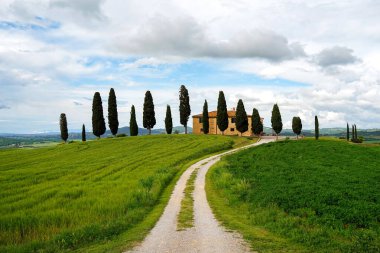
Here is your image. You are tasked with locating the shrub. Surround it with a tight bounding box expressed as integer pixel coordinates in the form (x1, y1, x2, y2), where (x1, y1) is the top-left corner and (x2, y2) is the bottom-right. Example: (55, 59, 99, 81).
(116, 133, 127, 138)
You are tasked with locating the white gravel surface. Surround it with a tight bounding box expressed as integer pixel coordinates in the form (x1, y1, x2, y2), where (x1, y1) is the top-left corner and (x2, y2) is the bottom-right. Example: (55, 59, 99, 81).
(126, 138, 274, 253)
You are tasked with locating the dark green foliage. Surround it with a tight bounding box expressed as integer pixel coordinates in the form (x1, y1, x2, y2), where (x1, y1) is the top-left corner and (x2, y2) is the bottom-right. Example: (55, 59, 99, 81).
(59, 113, 68, 143)
(315, 116, 319, 140)
(352, 125, 355, 141)
(271, 104, 283, 138)
(217, 91, 228, 134)
(143, 90, 156, 135)
(108, 88, 119, 136)
(92, 92, 106, 138)
(202, 100, 209, 134)
(235, 99, 248, 135)
(165, 105, 173, 134)
(209, 140, 380, 252)
(179, 85, 191, 134)
(82, 124, 86, 142)
(347, 123, 349, 141)
(116, 133, 127, 137)
(292, 116, 302, 138)
(130, 105, 138, 136)
(251, 108, 263, 136)
(355, 124, 358, 140)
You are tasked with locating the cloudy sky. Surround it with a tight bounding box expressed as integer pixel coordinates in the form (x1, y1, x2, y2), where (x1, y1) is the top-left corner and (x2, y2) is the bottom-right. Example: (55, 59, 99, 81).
(0, 0, 379, 133)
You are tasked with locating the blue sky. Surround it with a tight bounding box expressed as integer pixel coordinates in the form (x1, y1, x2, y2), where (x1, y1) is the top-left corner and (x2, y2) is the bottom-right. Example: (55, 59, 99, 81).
(0, 0, 379, 133)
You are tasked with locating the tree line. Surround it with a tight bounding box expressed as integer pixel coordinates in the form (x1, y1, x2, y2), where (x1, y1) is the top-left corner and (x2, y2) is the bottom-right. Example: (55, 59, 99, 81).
(59, 87, 343, 143)
(59, 85, 191, 142)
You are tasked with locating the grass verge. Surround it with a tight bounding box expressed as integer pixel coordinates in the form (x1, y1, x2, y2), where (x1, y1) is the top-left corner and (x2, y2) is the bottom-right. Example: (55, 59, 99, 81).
(177, 168, 199, 230)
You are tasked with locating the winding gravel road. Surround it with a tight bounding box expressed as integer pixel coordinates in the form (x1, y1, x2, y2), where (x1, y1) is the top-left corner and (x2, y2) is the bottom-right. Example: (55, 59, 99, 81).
(126, 138, 274, 253)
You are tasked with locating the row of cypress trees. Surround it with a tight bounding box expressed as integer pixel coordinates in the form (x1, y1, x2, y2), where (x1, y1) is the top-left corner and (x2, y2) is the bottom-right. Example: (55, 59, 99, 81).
(60, 85, 191, 142)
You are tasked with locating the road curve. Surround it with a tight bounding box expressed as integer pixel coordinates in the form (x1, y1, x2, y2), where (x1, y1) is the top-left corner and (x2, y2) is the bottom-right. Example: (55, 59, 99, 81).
(126, 138, 274, 253)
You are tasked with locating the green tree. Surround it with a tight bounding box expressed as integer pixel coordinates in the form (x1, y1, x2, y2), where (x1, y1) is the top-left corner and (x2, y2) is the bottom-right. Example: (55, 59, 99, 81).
(292, 116, 302, 139)
(92, 92, 106, 138)
(108, 88, 119, 136)
(179, 85, 191, 134)
(346, 123, 349, 141)
(315, 116, 319, 140)
(143, 90, 156, 135)
(202, 100, 209, 134)
(82, 124, 86, 142)
(59, 113, 68, 143)
(355, 124, 358, 140)
(252, 108, 263, 136)
(235, 99, 248, 136)
(271, 104, 283, 140)
(217, 91, 228, 135)
(165, 105, 173, 134)
(352, 124, 355, 141)
(130, 105, 138, 136)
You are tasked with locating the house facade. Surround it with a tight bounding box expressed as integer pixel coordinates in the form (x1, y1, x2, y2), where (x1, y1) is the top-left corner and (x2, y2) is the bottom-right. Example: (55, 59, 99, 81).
(192, 109, 263, 136)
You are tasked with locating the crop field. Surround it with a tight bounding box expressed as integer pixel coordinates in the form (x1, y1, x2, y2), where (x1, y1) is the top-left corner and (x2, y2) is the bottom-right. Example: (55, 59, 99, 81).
(207, 139, 380, 252)
(0, 134, 245, 252)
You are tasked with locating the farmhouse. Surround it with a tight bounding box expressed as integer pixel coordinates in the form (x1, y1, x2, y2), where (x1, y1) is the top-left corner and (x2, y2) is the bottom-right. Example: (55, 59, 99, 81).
(192, 108, 263, 136)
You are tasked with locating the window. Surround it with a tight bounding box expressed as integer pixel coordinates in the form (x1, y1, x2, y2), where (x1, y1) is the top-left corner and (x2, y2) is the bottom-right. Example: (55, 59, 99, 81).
(231, 117, 236, 123)
(200, 128, 203, 132)
(199, 118, 203, 123)
(230, 128, 235, 131)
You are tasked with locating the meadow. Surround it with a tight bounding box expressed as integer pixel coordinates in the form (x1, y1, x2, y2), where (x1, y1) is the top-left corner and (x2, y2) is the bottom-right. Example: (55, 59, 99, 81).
(207, 139, 380, 252)
(0, 134, 247, 252)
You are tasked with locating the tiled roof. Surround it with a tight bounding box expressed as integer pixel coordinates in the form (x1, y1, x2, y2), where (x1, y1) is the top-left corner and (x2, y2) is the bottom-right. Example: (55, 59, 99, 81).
(192, 110, 252, 118)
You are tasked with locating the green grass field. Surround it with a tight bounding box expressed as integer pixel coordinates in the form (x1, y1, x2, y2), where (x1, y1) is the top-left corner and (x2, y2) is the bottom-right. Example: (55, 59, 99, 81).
(0, 134, 251, 252)
(207, 139, 380, 252)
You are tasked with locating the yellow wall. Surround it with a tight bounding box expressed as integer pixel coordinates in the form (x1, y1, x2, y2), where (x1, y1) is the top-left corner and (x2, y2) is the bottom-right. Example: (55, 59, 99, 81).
(193, 117, 253, 136)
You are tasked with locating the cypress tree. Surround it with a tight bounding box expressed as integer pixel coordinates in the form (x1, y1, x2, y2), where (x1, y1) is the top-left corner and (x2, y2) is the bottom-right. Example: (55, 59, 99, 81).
(271, 104, 283, 140)
(143, 90, 156, 135)
(82, 124, 86, 142)
(179, 85, 191, 134)
(130, 105, 138, 136)
(165, 105, 173, 134)
(315, 116, 319, 140)
(355, 124, 358, 140)
(92, 92, 106, 138)
(202, 100, 209, 134)
(235, 99, 248, 136)
(59, 113, 68, 143)
(252, 108, 263, 136)
(108, 88, 119, 136)
(352, 124, 355, 141)
(217, 91, 228, 135)
(346, 123, 349, 141)
(292, 116, 302, 139)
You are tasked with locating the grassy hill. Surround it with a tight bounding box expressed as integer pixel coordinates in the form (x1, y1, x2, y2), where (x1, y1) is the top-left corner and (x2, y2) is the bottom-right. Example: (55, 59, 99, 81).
(207, 139, 380, 252)
(0, 134, 250, 252)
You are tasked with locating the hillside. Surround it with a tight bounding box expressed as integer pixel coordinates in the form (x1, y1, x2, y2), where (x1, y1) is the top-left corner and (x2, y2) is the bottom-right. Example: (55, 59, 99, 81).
(0, 134, 240, 252)
(207, 140, 380, 252)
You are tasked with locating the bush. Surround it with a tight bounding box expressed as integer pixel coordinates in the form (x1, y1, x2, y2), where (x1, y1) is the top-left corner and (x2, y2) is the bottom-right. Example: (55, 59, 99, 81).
(116, 133, 127, 138)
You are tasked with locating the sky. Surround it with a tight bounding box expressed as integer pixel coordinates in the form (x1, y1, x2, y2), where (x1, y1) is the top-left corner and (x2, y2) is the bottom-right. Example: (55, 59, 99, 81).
(0, 0, 379, 133)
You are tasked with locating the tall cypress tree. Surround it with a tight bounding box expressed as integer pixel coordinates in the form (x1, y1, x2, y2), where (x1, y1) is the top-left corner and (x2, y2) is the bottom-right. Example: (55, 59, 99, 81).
(346, 123, 349, 141)
(92, 92, 106, 138)
(355, 124, 358, 140)
(292, 116, 302, 139)
(352, 124, 355, 141)
(252, 108, 263, 136)
(130, 105, 138, 136)
(179, 85, 191, 134)
(165, 105, 173, 134)
(108, 88, 119, 136)
(217, 91, 228, 135)
(143, 90, 156, 135)
(235, 99, 248, 136)
(315, 116, 319, 140)
(82, 124, 86, 142)
(59, 113, 68, 143)
(202, 100, 209, 134)
(271, 104, 283, 140)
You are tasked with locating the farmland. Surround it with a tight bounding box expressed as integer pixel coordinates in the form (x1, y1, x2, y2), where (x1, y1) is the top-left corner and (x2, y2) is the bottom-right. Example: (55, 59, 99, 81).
(207, 139, 380, 252)
(0, 134, 248, 252)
